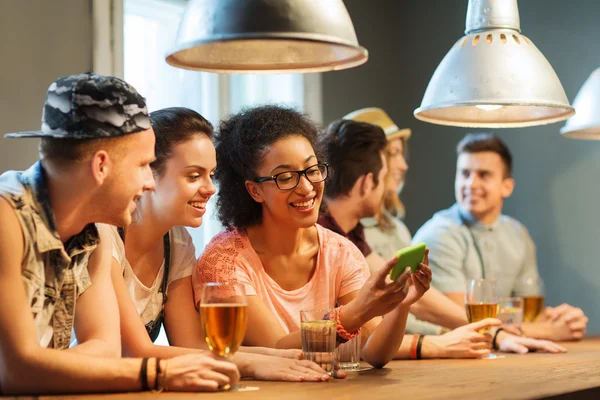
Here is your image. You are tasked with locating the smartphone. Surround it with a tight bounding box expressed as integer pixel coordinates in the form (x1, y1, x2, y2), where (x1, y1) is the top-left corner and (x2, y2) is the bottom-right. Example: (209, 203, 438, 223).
(390, 242, 427, 281)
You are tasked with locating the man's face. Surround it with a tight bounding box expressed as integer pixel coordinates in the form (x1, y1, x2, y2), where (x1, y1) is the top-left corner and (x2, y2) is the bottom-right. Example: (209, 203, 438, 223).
(455, 151, 514, 221)
(361, 151, 388, 218)
(103, 128, 156, 226)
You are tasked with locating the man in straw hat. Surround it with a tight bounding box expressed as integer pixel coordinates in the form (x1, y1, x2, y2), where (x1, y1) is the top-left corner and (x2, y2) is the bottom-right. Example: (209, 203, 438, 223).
(0, 73, 239, 394)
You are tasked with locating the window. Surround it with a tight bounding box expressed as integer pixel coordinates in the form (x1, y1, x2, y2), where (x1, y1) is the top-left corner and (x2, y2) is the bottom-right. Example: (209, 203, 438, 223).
(122, 0, 322, 257)
(93, 0, 323, 345)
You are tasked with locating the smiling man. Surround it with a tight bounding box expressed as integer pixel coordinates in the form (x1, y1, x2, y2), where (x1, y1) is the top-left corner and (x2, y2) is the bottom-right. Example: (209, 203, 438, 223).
(413, 133, 589, 342)
(0, 73, 240, 394)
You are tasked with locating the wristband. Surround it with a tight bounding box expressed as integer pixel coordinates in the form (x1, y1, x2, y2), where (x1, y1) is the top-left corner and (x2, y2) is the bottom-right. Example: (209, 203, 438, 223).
(140, 357, 150, 391)
(410, 334, 420, 359)
(492, 327, 505, 350)
(416, 335, 426, 360)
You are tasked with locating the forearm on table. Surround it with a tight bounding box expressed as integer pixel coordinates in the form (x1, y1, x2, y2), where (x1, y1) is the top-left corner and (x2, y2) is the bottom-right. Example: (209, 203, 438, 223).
(362, 305, 411, 368)
(239, 346, 280, 356)
(394, 333, 443, 359)
(394, 333, 418, 359)
(1, 348, 148, 395)
(275, 331, 302, 349)
(521, 322, 549, 340)
(125, 340, 208, 359)
(137, 343, 259, 379)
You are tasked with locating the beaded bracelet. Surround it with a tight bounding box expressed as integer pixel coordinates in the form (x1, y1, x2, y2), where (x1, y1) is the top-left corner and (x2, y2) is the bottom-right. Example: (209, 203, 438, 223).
(336, 305, 360, 341)
(323, 305, 360, 344)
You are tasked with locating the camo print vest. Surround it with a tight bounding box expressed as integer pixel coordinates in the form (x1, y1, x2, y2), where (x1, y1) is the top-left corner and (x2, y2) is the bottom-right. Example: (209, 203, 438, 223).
(0, 162, 99, 349)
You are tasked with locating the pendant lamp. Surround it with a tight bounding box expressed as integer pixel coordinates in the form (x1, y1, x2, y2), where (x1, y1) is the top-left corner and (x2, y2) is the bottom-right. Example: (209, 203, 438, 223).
(561, 68, 600, 139)
(166, 0, 368, 74)
(414, 0, 574, 128)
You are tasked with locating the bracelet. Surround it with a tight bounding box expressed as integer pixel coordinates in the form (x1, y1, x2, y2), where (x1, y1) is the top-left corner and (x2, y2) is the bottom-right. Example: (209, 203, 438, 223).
(162, 360, 169, 392)
(492, 327, 505, 350)
(416, 335, 426, 360)
(410, 334, 420, 360)
(335, 305, 360, 341)
(140, 357, 150, 391)
(323, 306, 360, 344)
(151, 358, 163, 393)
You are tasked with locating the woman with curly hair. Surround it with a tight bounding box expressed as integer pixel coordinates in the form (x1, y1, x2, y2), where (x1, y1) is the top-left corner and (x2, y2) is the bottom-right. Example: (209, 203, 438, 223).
(107, 107, 338, 387)
(193, 105, 433, 368)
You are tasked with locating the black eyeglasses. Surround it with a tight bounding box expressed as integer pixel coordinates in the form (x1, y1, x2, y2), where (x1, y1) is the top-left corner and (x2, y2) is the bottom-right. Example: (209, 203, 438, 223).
(253, 163, 329, 190)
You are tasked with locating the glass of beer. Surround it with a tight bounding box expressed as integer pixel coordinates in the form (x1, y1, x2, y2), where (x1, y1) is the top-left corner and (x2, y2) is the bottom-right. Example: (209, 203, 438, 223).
(300, 309, 336, 376)
(200, 282, 247, 389)
(514, 276, 545, 322)
(465, 278, 499, 358)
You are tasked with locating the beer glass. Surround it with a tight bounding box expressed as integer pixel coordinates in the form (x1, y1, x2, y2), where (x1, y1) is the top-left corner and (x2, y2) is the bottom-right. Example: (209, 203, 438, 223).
(465, 278, 499, 358)
(200, 283, 248, 389)
(514, 276, 545, 322)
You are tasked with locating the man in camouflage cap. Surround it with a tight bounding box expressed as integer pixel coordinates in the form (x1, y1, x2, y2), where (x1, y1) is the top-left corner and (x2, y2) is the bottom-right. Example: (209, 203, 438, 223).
(0, 73, 239, 394)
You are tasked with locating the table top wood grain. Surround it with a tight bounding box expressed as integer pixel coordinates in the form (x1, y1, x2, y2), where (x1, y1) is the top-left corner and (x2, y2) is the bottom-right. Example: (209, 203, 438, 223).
(8, 338, 600, 400)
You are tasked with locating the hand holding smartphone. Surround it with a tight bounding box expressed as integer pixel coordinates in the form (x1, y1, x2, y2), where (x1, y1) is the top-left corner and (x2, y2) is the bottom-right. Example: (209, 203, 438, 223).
(390, 242, 427, 281)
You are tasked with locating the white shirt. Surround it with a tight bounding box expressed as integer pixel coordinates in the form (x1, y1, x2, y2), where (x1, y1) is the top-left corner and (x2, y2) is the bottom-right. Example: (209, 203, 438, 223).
(109, 225, 196, 324)
(412, 203, 539, 297)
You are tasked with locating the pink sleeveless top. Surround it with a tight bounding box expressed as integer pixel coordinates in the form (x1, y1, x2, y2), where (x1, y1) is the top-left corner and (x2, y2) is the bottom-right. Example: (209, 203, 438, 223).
(193, 224, 370, 333)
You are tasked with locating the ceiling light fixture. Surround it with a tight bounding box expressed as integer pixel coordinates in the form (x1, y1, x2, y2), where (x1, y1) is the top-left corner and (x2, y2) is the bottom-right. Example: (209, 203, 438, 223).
(414, 0, 574, 128)
(166, 0, 368, 74)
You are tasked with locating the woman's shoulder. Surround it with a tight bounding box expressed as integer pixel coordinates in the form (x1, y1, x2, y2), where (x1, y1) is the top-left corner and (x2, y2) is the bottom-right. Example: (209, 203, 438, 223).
(98, 224, 128, 271)
(199, 228, 249, 264)
(169, 225, 194, 247)
(101, 224, 124, 252)
(205, 228, 246, 250)
(101, 223, 121, 241)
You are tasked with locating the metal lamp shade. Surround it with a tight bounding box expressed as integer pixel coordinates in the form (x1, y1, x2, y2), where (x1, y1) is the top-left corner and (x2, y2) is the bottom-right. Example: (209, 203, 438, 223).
(414, 0, 574, 128)
(561, 68, 600, 139)
(166, 0, 368, 73)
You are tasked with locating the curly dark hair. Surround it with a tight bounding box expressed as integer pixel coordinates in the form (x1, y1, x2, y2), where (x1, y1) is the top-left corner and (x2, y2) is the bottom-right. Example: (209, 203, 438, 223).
(214, 105, 323, 230)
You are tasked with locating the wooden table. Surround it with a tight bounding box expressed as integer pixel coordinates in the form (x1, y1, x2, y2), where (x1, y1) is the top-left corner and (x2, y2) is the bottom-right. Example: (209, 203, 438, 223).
(9, 338, 600, 400)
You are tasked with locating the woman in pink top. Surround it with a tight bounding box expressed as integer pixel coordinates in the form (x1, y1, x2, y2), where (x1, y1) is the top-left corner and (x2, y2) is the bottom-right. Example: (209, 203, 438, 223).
(108, 107, 338, 386)
(193, 105, 432, 368)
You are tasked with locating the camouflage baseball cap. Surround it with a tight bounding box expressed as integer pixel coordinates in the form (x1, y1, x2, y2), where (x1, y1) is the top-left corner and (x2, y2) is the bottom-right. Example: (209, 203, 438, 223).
(5, 73, 150, 139)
